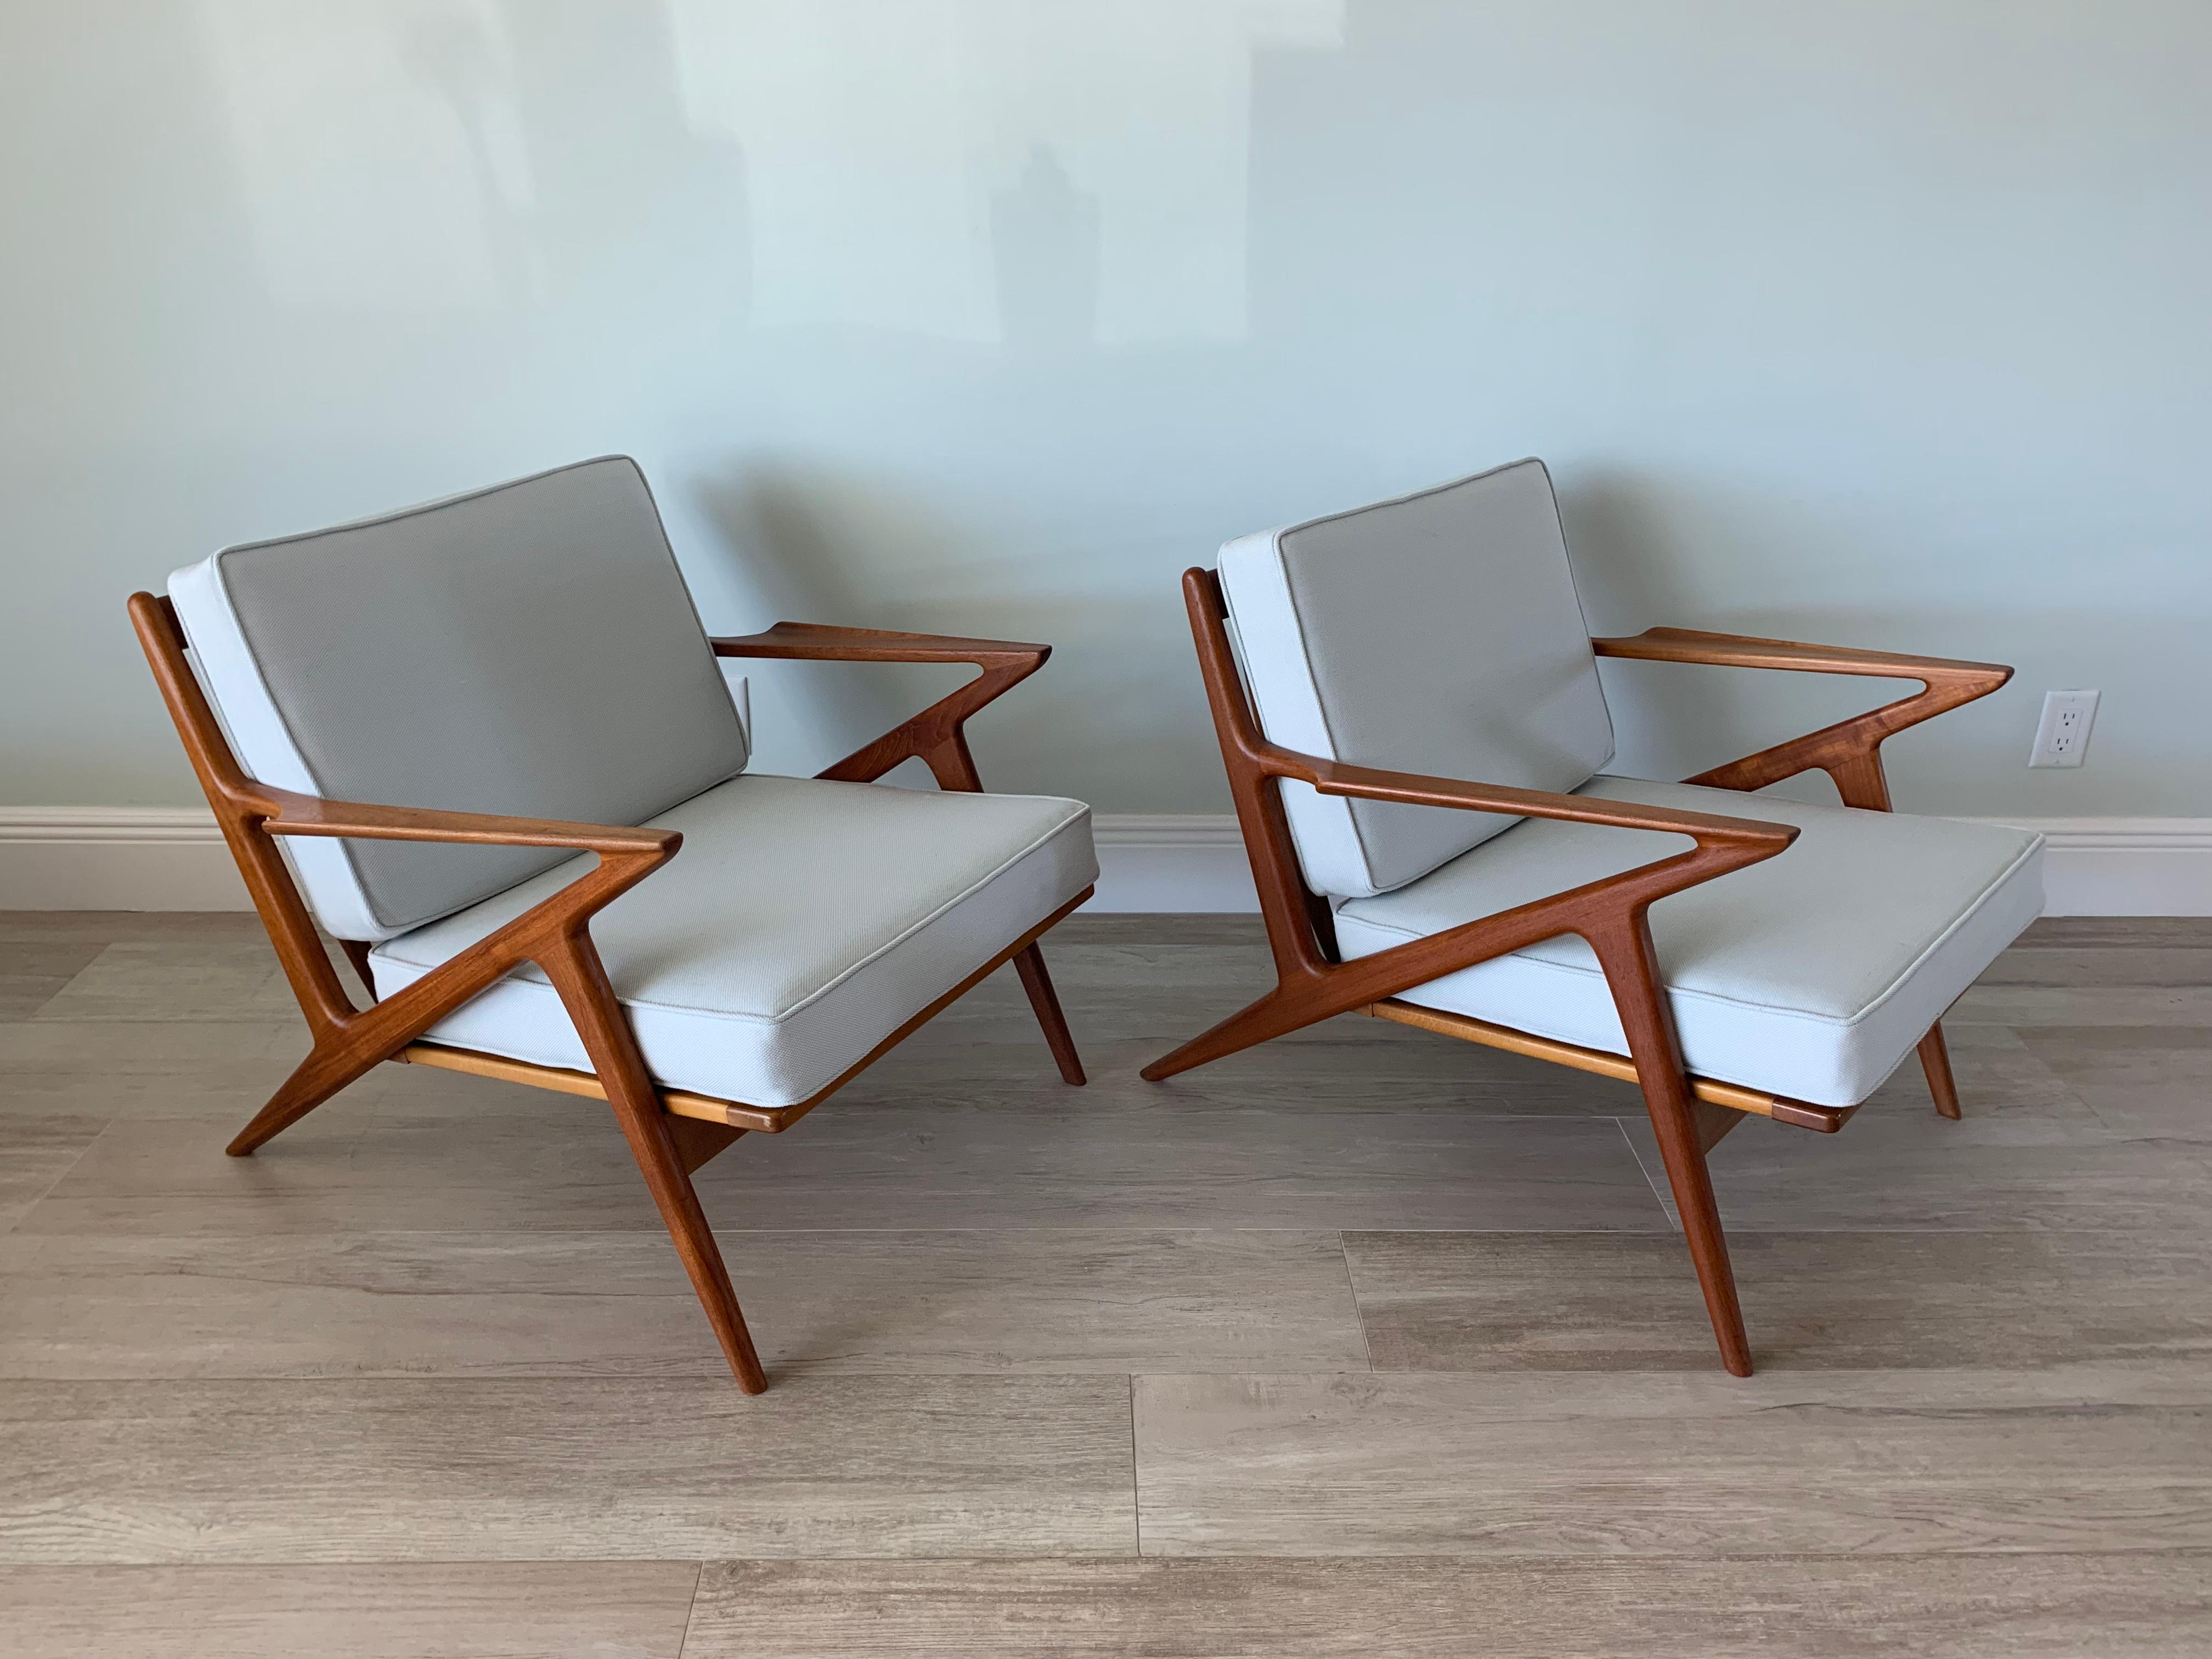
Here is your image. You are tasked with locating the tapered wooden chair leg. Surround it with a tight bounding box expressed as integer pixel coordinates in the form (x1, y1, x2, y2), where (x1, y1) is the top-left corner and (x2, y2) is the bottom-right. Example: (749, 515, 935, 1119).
(1012, 943, 1086, 1085)
(1588, 917, 1754, 1376)
(1640, 1088, 1754, 1376)
(1917, 1020, 1962, 1120)
(541, 940, 769, 1392)
(611, 1105, 768, 1392)
(226, 1040, 384, 1156)
(1141, 989, 1317, 1082)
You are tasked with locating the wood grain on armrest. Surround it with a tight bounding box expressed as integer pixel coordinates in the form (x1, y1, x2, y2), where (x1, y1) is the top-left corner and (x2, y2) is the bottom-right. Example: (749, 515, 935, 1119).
(1590, 627, 2012, 804)
(709, 620, 1053, 789)
(1292, 753, 1799, 852)
(1592, 627, 2010, 686)
(711, 621, 1049, 665)
(256, 788, 678, 858)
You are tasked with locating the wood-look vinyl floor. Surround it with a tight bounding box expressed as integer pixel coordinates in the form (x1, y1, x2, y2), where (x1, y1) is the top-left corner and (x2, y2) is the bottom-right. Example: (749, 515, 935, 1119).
(2, 911, 2209, 1655)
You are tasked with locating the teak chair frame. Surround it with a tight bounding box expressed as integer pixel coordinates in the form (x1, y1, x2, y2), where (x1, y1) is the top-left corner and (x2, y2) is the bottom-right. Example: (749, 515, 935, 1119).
(128, 595, 1091, 1393)
(1143, 569, 2011, 1375)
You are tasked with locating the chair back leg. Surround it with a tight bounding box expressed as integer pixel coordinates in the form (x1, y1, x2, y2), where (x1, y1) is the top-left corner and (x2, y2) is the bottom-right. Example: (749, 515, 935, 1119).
(1012, 944, 1087, 1085)
(227, 1039, 394, 1157)
(1917, 1022, 1963, 1120)
(911, 727, 1090, 1089)
(1725, 752, 1973, 1132)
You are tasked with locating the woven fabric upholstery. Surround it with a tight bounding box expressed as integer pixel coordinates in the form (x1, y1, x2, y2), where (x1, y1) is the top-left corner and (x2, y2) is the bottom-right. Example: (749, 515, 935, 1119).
(370, 774, 1097, 1108)
(1333, 776, 2044, 1107)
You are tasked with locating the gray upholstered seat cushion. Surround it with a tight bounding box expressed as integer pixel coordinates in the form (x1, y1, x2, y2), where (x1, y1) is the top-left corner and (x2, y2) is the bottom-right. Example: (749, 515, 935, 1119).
(1218, 458, 1615, 899)
(167, 456, 748, 940)
(369, 774, 1097, 1108)
(1331, 777, 2044, 1107)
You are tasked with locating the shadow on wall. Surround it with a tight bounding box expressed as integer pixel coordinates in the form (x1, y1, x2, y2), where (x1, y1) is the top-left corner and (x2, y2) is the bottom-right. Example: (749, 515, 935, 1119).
(1556, 469, 2090, 808)
(396, 5, 534, 305)
(1561, 470, 1762, 790)
(686, 459, 1198, 803)
(496, 0, 752, 357)
(687, 466, 1113, 789)
(992, 144, 1102, 358)
(689, 469, 922, 782)
(199, 0, 751, 383)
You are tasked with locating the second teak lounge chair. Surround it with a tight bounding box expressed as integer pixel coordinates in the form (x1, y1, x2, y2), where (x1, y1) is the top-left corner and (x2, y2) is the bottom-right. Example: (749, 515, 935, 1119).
(1144, 459, 2043, 1375)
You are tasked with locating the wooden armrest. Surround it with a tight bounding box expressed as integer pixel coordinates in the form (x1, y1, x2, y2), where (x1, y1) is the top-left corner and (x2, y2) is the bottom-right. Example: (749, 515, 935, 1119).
(1268, 749, 1801, 854)
(256, 787, 678, 860)
(1592, 627, 2011, 689)
(251, 786, 678, 1039)
(710, 621, 1054, 790)
(1590, 627, 2011, 805)
(711, 621, 1049, 668)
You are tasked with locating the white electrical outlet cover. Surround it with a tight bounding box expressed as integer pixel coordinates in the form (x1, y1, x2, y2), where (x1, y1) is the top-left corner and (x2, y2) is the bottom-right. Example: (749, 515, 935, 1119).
(2029, 689, 2099, 769)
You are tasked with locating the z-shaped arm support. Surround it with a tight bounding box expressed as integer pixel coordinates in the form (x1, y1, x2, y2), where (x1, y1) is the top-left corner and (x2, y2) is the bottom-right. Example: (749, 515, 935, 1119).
(224, 788, 678, 1146)
(712, 622, 1050, 792)
(252, 787, 676, 1042)
(1592, 627, 2012, 810)
(1140, 570, 1801, 1082)
(1238, 745, 1799, 1014)
(130, 587, 678, 1120)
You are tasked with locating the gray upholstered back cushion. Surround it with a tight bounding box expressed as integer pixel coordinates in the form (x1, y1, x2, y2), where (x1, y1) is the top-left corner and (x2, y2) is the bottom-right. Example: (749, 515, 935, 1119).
(1217, 459, 1615, 898)
(167, 456, 747, 939)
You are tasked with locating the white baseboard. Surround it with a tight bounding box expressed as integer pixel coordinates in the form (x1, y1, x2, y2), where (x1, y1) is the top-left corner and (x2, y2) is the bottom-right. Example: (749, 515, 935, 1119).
(3, 806, 2208, 917)
(0, 807, 251, 911)
(1090, 814, 1258, 913)
(1954, 817, 2212, 919)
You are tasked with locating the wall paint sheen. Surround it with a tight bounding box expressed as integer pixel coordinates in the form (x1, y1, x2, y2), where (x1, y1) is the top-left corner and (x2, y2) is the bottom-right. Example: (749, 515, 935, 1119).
(3, 1, 2205, 819)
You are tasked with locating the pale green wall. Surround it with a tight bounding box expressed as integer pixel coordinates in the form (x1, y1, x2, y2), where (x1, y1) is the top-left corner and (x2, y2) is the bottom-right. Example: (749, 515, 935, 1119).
(3, 1, 2205, 815)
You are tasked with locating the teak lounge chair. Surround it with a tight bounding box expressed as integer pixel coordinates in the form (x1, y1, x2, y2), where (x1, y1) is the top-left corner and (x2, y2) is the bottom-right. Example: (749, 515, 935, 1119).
(1144, 459, 2043, 1375)
(129, 456, 1097, 1392)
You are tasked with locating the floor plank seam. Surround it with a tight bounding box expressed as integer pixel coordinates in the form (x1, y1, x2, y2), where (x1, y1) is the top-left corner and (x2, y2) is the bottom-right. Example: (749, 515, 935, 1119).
(1610, 1114, 1679, 1228)
(1128, 1372, 1144, 1560)
(1, 1135, 105, 1241)
(674, 1559, 705, 1658)
(16, 1546, 2212, 1567)
(1336, 1231, 1376, 1373)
